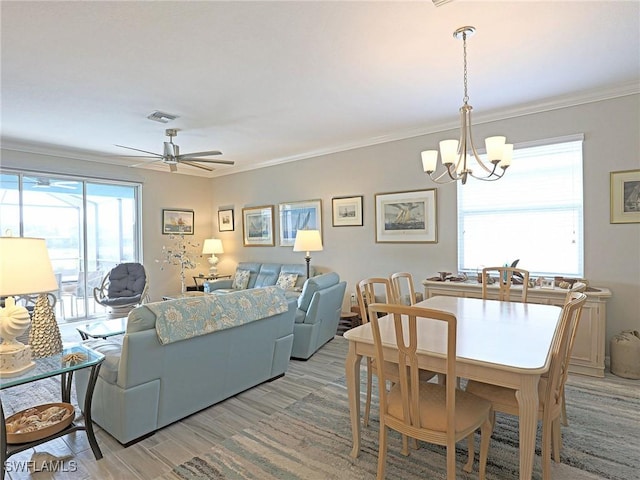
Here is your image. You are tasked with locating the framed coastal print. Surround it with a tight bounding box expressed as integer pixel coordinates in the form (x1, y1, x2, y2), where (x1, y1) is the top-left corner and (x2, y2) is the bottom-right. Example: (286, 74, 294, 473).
(218, 209, 235, 232)
(162, 209, 194, 235)
(242, 205, 275, 246)
(374, 189, 437, 243)
(278, 199, 322, 246)
(610, 169, 640, 224)
(332, 195, 363, 227)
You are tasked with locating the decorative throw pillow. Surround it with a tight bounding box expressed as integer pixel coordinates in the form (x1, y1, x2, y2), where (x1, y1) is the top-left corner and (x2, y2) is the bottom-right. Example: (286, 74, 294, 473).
(276, 272, 298, 290)
(232, 269, 251, 290)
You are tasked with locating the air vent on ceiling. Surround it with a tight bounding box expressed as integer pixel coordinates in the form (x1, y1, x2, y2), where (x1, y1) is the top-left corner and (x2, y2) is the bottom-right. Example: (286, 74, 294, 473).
(147, 111, 179, 123)
(432, 0, 454, 6)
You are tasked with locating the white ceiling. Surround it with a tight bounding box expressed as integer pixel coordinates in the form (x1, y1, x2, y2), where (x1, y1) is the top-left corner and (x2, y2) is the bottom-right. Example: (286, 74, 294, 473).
(1, 1, 639, 177)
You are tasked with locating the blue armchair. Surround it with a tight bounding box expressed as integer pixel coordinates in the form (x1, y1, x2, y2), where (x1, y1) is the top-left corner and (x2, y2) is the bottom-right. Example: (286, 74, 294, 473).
(291, 272, 347, 359)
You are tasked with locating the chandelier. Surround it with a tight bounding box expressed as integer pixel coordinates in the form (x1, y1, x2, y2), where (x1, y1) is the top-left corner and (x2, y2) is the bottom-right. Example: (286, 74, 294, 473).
(421, 26, 512, 185)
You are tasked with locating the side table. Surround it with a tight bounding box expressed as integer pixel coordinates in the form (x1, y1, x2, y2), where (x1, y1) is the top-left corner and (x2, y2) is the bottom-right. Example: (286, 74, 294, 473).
(1, 344, 105, 478)
(76, 317, 127, 340)
(338, 311, 360, 336)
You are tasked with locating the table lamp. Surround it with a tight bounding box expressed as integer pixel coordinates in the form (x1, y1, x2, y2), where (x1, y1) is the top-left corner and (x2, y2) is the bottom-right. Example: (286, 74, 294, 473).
(202, 238, 224, 275)
(293, 229, 323, 279)
(0, 237, 60, 376)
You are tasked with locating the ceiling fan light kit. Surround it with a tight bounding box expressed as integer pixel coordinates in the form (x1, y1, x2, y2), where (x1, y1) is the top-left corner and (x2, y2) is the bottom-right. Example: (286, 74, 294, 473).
(117, 128, 234, 172)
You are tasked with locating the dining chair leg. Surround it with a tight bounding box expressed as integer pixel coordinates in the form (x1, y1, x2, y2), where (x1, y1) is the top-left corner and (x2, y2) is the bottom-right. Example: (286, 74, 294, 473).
(376, 424, 388, 480)
(364, 358, 373, 427)
(542, 417, 553, 480)
(478, 417, 492, 480)
(463, 433, 475, 473)
(552, 417, 562, 462)
(560, 387, 569, 426)
(446, 442, 456, 480)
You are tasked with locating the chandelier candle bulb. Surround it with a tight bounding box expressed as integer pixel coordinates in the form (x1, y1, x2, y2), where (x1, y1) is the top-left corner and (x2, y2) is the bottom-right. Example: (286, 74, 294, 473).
(500, 144, 513, 168)
(485, 136, 507, 163)
(440, 140, 459, 165)
(421, 150, 438, 173)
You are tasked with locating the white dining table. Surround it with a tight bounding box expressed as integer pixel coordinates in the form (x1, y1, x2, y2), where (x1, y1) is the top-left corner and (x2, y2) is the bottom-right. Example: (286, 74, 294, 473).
(343, 295, 563, 480)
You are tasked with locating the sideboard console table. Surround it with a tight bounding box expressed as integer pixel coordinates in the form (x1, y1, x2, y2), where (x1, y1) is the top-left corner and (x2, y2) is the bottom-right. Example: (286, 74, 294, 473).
(422, 279, 612, 377)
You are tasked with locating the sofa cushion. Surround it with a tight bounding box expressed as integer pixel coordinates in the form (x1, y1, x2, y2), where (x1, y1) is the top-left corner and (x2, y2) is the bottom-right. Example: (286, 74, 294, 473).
(294, 308, 306, 324)
(276, 272, 298, 290)
(232, 269, 251, 289)
(255, 271, 278, 288)
(297, 272, 340, 312)
(280, 264, 312, 289)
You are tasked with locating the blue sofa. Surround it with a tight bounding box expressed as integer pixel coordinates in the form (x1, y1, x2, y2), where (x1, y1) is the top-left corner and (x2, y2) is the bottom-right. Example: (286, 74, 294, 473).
(75, 287, 297, 444)
(204, 262, 313, 293)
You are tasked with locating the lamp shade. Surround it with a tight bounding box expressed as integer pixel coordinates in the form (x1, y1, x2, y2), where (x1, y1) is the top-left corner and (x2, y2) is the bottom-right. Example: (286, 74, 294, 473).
(293, 230, 323, 253)
(202, 238, 224, 255)
(0, 237, 58, 296)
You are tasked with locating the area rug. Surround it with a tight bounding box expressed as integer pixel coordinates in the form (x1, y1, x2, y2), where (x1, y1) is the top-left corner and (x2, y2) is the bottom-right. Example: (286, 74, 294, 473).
(167, 376, 638, 480)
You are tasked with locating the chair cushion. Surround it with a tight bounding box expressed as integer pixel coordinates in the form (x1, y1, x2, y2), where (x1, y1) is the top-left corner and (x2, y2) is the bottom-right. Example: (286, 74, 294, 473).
(232, 269, 251, 289)
(106, 263, 146, 298)
(297, 272, 340, 312)
(387, 382, 492, 433)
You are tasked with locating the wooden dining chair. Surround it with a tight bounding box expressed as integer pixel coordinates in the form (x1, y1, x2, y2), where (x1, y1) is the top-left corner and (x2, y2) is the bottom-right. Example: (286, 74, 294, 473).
(368, 302, 493, 480)
(389, 272, 417, 305)
(481, 266, 530, 302)
(356, 277, 436, 427)
(465, 291, 587, 480)
(559, 282, 587, 425)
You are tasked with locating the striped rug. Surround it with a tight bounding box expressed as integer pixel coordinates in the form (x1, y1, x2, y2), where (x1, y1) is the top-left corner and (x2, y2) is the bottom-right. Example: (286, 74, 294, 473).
(167, 375, 638, 480)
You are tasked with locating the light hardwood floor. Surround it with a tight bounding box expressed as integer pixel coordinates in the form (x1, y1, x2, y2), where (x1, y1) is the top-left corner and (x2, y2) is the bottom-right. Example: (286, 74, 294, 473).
(3, 323, 612, 480)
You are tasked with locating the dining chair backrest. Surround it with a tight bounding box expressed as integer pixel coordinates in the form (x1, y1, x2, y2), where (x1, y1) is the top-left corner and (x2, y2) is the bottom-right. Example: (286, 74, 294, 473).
(368, 302, 458, 433)
(564, 281, 587, 305)
(545, 292, 587, 416)
(389, 272, 416, 305)
(356, 277, 394, 325)
(481, 266, 530, 302)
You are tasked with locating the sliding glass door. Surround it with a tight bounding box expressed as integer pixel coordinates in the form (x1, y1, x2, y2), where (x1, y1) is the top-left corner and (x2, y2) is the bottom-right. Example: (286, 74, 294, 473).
(0, 172, 142, 322)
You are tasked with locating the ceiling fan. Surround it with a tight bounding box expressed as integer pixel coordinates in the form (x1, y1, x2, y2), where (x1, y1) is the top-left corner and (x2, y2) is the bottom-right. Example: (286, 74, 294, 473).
(115, 129, 235, 172)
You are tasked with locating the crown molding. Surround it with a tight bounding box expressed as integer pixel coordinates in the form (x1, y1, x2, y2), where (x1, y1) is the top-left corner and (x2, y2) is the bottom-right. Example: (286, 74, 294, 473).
(3, 82, 638, 179)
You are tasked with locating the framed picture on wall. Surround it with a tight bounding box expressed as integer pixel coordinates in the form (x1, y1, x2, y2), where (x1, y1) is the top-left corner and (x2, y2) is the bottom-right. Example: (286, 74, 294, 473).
(374, 189, 437, 243)
(332, 195, 363, 227)
(610, 169, 640, 224)
(242, 205, 275, 246)
(278, 199, 322, 246)
(218, 209, 234, 232)
(162, 209, 194, 235)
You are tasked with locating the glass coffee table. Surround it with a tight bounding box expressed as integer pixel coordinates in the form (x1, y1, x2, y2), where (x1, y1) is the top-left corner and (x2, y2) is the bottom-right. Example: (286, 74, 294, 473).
(76, 317, 127, 340)
(1, 344, 105, 478)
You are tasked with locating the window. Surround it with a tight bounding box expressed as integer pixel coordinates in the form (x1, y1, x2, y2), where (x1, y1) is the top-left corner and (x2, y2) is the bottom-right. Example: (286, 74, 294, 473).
(0, 172, 142, 320)
(457, 135, 584, 278)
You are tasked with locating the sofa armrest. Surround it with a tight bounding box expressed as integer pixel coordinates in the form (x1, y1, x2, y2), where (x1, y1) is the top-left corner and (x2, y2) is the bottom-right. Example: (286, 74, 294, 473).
(204, 279, 233, 291)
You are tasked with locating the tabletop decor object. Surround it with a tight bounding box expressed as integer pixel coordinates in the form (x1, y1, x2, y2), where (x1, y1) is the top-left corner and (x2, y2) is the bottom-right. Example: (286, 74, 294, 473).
(158, 232, 200, 293)
(202, 238, 224, 275)
(293, 229, 323, 279)
(0, 237, 60, 373)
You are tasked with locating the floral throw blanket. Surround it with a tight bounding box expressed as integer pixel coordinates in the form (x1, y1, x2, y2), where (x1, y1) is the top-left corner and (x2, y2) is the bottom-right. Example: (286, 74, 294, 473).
(149, 286, 289, 345)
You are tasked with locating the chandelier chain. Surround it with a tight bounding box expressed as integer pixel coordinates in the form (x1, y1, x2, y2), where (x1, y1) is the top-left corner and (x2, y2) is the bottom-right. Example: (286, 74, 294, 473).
(462, 30, 469, 104)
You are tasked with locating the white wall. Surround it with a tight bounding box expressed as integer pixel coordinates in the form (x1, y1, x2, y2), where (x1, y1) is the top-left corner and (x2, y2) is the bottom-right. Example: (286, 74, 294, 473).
(210, 95, 640, 353)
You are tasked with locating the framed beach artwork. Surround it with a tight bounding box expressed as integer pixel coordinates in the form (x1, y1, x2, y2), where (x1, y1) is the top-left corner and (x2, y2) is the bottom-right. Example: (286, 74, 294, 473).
(218, 209, 234, 232)
(374, 189, 437, 243)
(162, 209, 194, 235)
(610, 169, 640, 224)
(242, 205, 275, 246)
(332, 195, 363, 227)
(278, 199, 322, 246)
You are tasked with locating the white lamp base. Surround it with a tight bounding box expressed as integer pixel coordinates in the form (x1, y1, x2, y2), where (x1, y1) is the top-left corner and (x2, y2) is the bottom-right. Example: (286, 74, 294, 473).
(208, 255, 219, 275)
(0, 343, 35, 377)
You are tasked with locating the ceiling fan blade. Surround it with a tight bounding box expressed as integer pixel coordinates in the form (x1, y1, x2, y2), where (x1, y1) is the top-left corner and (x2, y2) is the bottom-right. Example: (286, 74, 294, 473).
(130, 158, 164, 167)
(178, 150, 222, 159)
(182, 158, 235, 165)
(181, 160, 215, 172)
(114, 144, 163, 157)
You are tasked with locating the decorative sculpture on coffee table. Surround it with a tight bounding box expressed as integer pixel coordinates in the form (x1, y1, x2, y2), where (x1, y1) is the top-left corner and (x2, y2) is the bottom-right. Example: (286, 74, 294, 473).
(29, 293, 63, 358)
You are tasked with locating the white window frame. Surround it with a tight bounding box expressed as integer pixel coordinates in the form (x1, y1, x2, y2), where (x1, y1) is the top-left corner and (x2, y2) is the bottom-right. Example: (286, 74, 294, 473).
(457, 134, 584, 278)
